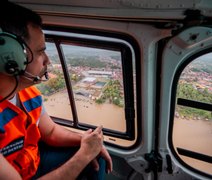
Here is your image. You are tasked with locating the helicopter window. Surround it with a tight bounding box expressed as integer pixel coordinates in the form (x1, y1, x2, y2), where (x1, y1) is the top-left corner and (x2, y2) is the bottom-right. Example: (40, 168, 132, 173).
(171, 52, 212, 177)
(36, 29, 139, 147)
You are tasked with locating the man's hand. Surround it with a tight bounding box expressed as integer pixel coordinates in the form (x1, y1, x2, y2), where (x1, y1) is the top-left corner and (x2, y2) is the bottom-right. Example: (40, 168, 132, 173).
(80, 126, 103, 162)
(91, 145, 113, 174)
(100, 146, 113, 173)
(80, 126, 113, 174)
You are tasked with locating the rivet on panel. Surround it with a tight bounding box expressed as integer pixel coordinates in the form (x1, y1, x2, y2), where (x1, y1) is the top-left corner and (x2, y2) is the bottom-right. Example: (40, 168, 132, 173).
(156, 4, 160, 8)
(206, 31, 211, 36)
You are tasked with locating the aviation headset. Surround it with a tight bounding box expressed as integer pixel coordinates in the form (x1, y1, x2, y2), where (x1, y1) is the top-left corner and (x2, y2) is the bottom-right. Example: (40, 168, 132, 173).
(0, 28, 28, 76)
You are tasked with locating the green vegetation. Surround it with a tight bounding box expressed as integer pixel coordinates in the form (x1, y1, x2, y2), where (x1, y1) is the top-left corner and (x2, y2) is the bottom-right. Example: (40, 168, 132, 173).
(67, 56, 106, 68)
(36, 71, 66, 97)
(176, 83, 212, 120)
(96, 80, 124, 107)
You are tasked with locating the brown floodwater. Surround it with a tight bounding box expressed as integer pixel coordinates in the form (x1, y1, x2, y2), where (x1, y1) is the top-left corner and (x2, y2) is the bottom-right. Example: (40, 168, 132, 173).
(173, 117, 212, 175)
(43, 91, 126, 132)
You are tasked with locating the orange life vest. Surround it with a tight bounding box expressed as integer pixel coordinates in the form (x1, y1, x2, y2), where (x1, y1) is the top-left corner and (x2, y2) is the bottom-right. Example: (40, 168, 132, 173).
(0, 86, 42, 180)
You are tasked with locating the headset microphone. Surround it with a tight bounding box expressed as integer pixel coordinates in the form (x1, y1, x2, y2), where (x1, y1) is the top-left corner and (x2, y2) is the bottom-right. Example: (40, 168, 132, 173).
(23, 71, 49, 83)
(33, 72, 49, 83)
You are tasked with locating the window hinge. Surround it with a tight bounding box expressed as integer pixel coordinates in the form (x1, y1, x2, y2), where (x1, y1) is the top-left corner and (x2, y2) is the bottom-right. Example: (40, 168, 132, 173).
(144, 150, 163, 173)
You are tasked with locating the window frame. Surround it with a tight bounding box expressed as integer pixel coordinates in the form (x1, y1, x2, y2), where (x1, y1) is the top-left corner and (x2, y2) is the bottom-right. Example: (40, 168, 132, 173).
(168, 48, 212, 179)
(43, 27, 141, 143)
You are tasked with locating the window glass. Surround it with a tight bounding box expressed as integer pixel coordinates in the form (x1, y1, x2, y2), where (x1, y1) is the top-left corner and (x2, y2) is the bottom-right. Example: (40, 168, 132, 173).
(61, 44, 126, 132)
(173, 53, 212, 175)
(37, 42, 127, 133)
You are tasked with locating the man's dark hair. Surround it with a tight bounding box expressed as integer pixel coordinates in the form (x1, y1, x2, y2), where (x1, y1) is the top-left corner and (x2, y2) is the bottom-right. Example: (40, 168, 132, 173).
(0, 1, 42, 40)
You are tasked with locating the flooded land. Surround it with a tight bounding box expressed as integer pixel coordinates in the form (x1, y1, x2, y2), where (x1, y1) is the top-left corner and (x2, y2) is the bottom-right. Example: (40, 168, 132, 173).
(173, 117, 212, 174)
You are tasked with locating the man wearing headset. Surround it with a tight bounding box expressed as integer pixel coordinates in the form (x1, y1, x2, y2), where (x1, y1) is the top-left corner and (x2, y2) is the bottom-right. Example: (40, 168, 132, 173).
(0, 1, 112, 180)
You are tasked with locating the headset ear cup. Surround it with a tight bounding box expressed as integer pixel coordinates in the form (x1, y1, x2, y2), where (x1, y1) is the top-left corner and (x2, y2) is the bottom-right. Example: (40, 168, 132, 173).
(0, 32, 27, 75)
(0, 36, 5, 45)
(5, 60, 19, 74)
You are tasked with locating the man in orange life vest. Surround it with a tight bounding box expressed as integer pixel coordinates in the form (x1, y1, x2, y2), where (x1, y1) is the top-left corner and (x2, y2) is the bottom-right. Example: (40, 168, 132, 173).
(0, 1, 112, 180)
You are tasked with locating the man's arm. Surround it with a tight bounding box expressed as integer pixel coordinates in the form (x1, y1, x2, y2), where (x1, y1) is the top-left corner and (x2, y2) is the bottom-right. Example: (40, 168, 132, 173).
(0, 126, 103, 180)
(39, 112, 82, 147)
(38, 127, 103, 180)
(39, 111, 113, 174)
(0, 154, 22, 180)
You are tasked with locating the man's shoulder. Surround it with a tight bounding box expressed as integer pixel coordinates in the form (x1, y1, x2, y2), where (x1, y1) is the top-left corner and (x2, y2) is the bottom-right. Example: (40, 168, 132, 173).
(19, 86, 41, 96)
